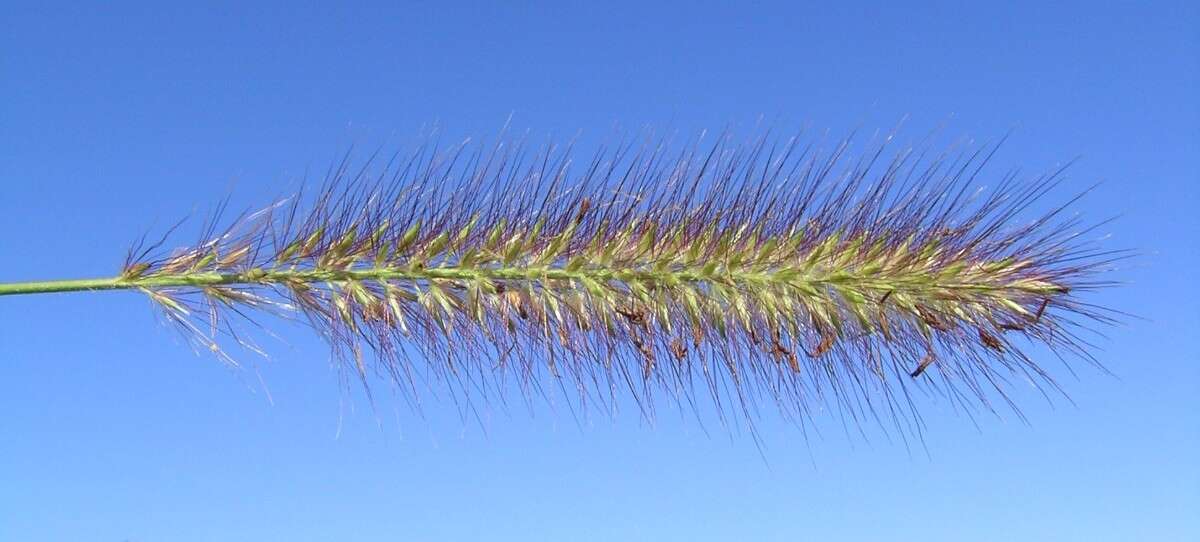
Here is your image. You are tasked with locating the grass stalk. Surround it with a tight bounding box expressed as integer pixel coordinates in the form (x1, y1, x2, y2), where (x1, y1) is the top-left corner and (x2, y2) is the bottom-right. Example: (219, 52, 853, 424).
(0, 131, 1123, 432)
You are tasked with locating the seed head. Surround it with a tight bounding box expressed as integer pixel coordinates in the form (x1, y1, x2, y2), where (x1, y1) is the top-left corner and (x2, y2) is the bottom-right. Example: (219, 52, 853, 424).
(123, 131, 1124, 433)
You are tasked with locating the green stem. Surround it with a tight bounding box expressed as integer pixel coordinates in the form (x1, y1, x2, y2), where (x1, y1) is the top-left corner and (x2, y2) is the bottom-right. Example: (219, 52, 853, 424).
(0, 273, 286, 296)
(0, 276, 137, 296)
(0, 267, 716, 297)
(0, 263, 1019, 298)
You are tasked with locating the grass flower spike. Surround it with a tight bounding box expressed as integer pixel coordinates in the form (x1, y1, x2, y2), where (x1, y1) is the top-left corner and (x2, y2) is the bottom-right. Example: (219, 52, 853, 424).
(0, 131, 1121, 432)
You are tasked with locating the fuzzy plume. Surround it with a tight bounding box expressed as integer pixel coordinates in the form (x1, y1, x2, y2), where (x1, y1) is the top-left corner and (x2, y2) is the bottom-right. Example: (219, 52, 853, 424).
(120, 131, 1122, 432)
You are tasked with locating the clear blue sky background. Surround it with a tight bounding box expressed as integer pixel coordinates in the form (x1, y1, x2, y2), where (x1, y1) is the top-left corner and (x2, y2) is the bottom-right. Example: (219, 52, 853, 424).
(1, 2, 1196, 541)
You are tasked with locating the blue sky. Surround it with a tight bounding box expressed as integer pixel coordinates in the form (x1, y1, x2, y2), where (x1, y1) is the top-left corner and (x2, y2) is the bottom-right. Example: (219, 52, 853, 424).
(1, 2, 1196, 540)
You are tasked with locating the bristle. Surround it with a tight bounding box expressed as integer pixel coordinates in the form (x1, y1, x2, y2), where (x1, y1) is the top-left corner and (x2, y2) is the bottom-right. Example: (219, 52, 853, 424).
(123, 131, 1124, 432)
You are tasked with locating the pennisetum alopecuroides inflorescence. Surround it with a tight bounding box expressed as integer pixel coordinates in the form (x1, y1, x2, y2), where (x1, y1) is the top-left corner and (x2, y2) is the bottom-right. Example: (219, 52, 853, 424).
(0, 129, 1126, 433)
